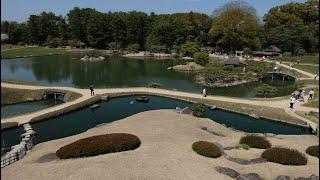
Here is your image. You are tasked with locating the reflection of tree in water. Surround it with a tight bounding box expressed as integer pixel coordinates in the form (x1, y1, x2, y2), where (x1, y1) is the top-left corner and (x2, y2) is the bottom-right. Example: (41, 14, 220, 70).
(31, 55, 74, 83)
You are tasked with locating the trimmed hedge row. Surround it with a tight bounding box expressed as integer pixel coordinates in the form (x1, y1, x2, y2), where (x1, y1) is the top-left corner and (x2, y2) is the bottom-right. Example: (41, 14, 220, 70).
(240, 135, 271, 149)
(192, 141, 221, 158)
(261, 147, 307, 165)
(56, 133, 141, 159)
(306, 145, 319, 158)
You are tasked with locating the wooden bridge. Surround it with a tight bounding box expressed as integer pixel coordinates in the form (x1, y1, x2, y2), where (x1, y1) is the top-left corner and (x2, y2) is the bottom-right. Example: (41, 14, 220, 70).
(267, 71, 297, 81)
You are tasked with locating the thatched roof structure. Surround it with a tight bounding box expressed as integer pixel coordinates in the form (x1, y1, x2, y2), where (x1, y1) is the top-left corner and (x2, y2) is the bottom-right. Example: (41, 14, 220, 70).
(223, 56, 247, 66)
(263, 45, 282, 53)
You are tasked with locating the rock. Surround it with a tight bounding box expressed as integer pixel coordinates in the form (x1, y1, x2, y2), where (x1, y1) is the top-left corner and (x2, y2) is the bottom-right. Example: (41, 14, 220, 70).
(236, 175, 251, 180)
(210, 105, 217, 110)
(243, 173, 263, 180)
(250, 158, 267, 164)
(200, 127, 207, 131)
(180, 107, 192, 114)
(215, 166, 240, 178)
(101, 95, 109, 101)
(276, 175, 291, 180)
(294, 174, 319, 180)
(27, 98, 34, 102)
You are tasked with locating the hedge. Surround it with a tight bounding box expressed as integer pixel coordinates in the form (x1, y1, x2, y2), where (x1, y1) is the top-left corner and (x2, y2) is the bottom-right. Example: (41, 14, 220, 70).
(240, 135, 271, 149)
(261, 147, 307, 165)
(56, 133, 141, 159)
(306, 145, 319, 158)
(192, 141, 221, 158)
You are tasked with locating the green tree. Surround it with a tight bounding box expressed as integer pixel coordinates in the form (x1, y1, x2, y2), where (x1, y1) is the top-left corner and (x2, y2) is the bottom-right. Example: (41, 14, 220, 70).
(194, 52, 209, 65)
(127, 43, 140, 53)
(263, 0, 319, 54)
(209, 6, 261, 52)
(253, 84, 278, 98)
(181, 41, 199, 57)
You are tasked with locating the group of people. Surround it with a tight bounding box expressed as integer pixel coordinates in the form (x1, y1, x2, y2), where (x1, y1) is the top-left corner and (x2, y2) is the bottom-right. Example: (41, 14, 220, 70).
(289, 88, 314, 109)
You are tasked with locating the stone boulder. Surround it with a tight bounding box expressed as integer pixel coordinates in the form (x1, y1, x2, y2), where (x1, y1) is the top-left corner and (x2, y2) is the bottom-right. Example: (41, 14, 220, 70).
(215, 166, 240, 178)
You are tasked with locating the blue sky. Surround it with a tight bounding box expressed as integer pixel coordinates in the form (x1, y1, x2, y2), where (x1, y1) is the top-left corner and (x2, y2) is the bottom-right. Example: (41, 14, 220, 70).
(2, 0, 306, 22)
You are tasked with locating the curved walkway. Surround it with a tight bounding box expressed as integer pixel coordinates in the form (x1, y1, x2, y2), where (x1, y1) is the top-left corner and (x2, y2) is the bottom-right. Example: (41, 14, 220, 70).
(1, 82, 318, 131)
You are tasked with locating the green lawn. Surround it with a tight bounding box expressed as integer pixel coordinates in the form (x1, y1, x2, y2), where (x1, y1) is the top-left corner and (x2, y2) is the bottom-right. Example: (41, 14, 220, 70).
(293, 64, 319, 74)
(1, 47, 71, 59)
(271, 55, 319, 64)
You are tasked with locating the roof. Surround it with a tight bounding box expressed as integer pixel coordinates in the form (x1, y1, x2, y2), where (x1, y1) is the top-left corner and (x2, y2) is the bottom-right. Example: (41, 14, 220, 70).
(1, 34, 8, 41)
(223, 57, 247, 66)
(76, 41, 86, 46)
(263, 45, 282, 53)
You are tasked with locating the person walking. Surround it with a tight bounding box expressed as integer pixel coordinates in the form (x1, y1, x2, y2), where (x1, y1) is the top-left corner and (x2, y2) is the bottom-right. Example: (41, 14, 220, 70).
(202, 88, 207, 97)
(90, 84, 94, 96)
(300, 89, 305, 102)
(289, 96, 296, 109)
(308, 89, 314, 100)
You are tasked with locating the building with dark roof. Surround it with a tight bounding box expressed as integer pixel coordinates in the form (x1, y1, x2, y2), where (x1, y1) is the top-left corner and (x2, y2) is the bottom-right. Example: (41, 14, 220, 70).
(222, 56, 247, 67)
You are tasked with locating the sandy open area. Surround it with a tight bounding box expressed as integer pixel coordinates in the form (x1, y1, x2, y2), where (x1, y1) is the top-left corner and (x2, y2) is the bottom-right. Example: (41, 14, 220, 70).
(2, 110, 319, 180)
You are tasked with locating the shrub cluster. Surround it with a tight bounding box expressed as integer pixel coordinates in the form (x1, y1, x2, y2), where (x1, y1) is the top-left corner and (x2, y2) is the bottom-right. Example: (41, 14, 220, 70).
(148, 82, 163, 88)
(56, 133, 141, 159)
(192, 141, 221, 158)
(261, 147, 307, 165)
(191, 103, 207, 117)
(240, 135, 271, 149)
(306, 145, 319, 158)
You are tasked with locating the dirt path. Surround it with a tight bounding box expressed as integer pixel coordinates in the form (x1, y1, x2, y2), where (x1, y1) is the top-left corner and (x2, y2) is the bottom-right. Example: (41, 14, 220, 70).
(1, 82, 318, 130)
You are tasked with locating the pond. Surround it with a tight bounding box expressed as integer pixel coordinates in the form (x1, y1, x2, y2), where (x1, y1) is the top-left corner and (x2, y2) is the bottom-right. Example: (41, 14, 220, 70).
(1, 95, 310, 149)
(1, 99, 63, 119)
(1, 55, 297, 98)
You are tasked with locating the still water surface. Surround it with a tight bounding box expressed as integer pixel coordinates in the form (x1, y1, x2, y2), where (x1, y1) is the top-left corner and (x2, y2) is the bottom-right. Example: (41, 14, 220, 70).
(1, 55, 296, 98)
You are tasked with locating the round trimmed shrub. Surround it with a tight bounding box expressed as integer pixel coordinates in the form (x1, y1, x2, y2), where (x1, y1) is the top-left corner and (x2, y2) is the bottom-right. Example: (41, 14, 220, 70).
(192, 141, 221, 158)
(56, 133, 141, 159)
(261, 147, 307, 165)
(240, 135, 271, 149)
(191, 103, 207, 117)
(306, 145, 319, 158)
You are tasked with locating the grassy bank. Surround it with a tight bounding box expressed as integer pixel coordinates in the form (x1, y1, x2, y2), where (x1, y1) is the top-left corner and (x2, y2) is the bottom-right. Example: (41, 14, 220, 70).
(1, 44, 26, 51)
(1, 87, 82, 106)
(271, 55, 319, 64)
(1, 79, 41, 86)
(296, 111, 319, 124)
(293, 64, 319, 74)
(303, 87, 319, 108)
(1, 47, 71, 59)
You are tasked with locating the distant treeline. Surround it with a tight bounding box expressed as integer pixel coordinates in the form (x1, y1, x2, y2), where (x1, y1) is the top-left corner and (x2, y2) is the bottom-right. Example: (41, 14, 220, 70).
(1, 0, 318, 55)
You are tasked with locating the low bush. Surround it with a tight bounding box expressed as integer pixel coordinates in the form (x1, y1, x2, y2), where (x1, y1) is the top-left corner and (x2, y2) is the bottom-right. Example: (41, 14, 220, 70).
(240, 135, 271, 149)
(239, 144, 250, 150)
(261, 147, 307, 165)
(191, 103, 207, 117)
(56, 133, 141, 159)
(148, 82, 163, 88)
(192, 141, 221, 158)
(306, 145, 319, 158)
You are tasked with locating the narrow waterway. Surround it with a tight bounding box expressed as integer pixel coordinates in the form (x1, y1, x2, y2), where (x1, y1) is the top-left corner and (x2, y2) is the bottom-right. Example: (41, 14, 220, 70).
(1, 95, 310, 150)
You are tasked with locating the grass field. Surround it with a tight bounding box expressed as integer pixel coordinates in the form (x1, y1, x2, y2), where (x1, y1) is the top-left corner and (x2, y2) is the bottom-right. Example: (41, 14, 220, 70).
(271, 54, 319, 64)
(293, 64, 319, 74)
(1, 47, 71, 59)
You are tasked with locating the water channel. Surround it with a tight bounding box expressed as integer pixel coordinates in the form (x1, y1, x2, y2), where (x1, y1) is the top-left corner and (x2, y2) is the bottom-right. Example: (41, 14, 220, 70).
(1, 95, 310, 149)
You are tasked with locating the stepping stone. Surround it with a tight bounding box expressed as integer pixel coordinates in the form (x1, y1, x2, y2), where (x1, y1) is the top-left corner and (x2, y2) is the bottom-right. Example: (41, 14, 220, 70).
(294, 174, 319, 180)
(236, 173, 263, 180)
(215, 166, 240, 178)
(276, 175, 291, 180)
(180, 107, 192, 114)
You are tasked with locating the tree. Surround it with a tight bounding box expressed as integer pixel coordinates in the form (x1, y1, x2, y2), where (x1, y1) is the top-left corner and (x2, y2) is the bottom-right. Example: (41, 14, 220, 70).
(1, 21, 10, 33)
(181, 40, 199, 57)
(127, 43, 140, 53)
(211, 0, 258, 19)
(253, 84, 278, 98)
(194, 52, 209, 65)
(263, 0, 319, 54)
(209, 5, 260, 52)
